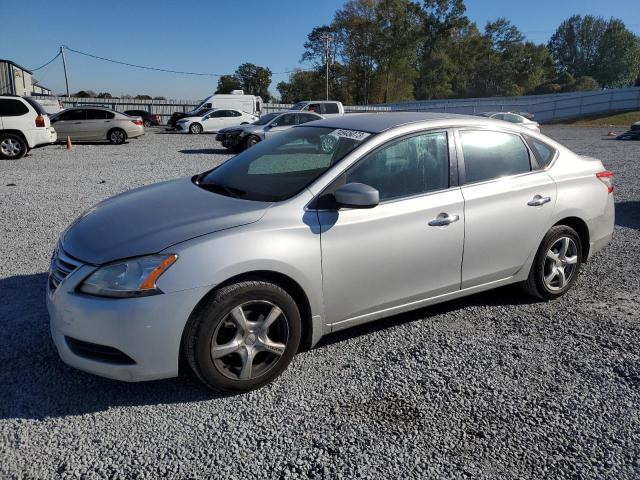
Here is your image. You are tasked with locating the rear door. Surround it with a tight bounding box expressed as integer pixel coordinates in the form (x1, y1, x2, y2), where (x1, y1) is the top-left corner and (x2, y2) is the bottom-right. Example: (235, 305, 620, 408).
(85, 109, 113, 140)
(456, 129, 556, 288)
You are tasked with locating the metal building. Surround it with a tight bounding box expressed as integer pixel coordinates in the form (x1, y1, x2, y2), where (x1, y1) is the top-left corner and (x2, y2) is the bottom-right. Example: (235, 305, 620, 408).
(0, 59, 52, 96)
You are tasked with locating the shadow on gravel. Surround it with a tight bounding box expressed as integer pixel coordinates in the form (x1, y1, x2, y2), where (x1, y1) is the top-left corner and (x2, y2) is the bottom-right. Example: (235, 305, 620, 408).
(615, 201, 640, 230)
(0, 273, 215, 421)
(179, 148, 229, 155)
(316, 284, 538, 349)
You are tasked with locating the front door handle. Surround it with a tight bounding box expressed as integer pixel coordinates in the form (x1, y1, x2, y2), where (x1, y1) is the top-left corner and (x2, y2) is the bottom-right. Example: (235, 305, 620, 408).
(428, 213, 460, 227)
(528, 195, 551, 207)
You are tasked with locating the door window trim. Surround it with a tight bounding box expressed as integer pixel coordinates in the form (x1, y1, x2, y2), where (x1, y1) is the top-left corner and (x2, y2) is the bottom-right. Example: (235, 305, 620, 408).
(454, 127, 545, 188)
(310, 128, 458, 210)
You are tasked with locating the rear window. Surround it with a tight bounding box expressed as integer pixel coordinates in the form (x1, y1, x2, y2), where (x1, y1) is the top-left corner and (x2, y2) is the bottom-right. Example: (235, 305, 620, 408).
(23, 97, 48, 115)
(0, 99, 30, 116)
(323, 103, 339, 114)
(524, 135, 556, 168)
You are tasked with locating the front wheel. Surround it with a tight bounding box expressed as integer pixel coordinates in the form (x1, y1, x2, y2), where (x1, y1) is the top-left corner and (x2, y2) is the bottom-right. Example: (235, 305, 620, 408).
(523, 225, 582, 300)
(183, 281, 301, 394)
(189, 123, 203, 134)
(108, 128, 127, 145)
(0, 134, 27, 160)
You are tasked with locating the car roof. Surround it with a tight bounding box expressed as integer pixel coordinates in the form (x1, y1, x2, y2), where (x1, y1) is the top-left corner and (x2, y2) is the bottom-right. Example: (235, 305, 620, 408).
(305, 112, 505, 133)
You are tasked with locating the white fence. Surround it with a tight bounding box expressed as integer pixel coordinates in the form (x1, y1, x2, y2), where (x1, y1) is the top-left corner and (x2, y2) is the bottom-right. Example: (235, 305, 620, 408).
(61, 87, 640, 123)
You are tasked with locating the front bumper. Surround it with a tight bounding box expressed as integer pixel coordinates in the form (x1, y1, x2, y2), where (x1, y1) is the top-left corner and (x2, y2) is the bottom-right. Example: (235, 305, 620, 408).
(47, 258, 210, 382)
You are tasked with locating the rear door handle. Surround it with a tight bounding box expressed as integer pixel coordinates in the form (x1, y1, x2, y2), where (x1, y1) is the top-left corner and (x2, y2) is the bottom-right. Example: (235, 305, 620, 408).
(528, 195, 551, 207)
(428, 213, 460, 227)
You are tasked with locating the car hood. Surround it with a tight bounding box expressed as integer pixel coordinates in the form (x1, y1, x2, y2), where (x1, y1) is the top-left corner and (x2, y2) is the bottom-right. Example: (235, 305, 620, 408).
(62, 177, 269, 264)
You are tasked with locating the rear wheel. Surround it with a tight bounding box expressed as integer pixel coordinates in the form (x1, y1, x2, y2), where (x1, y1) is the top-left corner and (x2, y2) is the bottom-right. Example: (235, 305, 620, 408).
(184, 281, 301, 394)
(189, 123, 203, 134)
(523, 225, 582, 300)
(108, 128, 127, 145)
(0, 134, 27, 160)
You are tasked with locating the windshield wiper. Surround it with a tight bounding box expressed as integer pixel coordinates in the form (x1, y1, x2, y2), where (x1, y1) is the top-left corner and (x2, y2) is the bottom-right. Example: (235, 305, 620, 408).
(198, 182, 246, 198)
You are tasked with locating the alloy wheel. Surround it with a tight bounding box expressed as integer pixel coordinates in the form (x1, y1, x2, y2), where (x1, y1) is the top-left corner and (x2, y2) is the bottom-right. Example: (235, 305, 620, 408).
(211, 300, 289, 381)
(110, 130, 125, 143)
(1, 138, 22, 157)
(543, 237, 578, 291)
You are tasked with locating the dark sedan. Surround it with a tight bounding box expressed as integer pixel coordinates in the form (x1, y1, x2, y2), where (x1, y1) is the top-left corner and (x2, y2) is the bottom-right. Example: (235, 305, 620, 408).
(124, 110, 161, 127)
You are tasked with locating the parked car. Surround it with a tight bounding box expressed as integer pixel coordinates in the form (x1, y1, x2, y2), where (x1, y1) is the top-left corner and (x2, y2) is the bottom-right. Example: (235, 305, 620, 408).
(477, 112, 540, 131)
(216, 111, 323, 150)
(27, 95, 64, 115)
(0, 95, 57, 159)
(176, 109, 257, 134)
(50, 107, 144, 144)
(168, 91, 262, 129)
(617, 120, 640, 140)
(124, 110, 161, 127)
(289, 100, 344, 116)
(48, 112, 614, 393)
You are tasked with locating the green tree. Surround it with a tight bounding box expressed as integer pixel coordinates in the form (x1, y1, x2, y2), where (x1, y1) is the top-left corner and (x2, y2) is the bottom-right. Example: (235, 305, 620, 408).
(215, 75, 242, 94)
(234, 63, 272, 99)
(549, 15, 640, 87)
(135, 94, 152, 100)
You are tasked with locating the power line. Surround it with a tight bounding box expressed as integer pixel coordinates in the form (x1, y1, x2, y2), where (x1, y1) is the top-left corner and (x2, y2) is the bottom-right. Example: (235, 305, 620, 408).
(30, 52, 61, 71)
(62, 45, 315, 77)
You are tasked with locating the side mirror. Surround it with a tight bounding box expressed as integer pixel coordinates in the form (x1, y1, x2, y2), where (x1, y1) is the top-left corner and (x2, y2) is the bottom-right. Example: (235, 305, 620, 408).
(334, 183, 379, 209)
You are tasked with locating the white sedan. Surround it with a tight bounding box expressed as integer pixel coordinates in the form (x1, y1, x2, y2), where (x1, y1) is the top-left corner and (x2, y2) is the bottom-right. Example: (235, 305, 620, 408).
(176, 109, 258, 134)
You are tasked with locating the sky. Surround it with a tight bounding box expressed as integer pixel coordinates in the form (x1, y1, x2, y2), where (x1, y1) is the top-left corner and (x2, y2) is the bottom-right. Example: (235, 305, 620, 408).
(1, 0, 637, 100)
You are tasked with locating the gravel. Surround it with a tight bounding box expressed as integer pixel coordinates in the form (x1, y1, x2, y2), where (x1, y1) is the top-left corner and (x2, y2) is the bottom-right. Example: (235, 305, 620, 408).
(1, 126, 639, 479)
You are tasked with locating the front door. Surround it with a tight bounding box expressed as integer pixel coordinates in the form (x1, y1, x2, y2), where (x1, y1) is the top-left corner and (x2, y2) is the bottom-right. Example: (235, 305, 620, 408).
(317, 131, 464, 327)
(52, 109, 89, 140)
(457, 129, 557, 288)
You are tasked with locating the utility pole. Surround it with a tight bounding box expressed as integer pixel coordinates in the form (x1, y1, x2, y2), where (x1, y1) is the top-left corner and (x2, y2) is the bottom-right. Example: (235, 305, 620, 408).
(321, 34, 332, 100)
(60, 46, 70, 97)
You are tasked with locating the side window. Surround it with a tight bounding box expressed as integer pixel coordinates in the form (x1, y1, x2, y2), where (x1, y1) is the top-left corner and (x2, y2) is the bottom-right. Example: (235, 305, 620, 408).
(460, 130, 531, 184)
(298, 113, 320, 124)
(524, 135, 556, 169)
(58, 109, 86, 121)
(306, 103, 321, 114)
(105, 111, 115, 119)
(323, 103, 339, 114)
(210, 110, 224, 118)
(0, 99, 29, 116)
(276, 114, 296, 126)
(86, 109, 108, 120)
(346, 132, 449, 202)
(230, 110, 242, 117)
(492, 113, 505, 121)
(504, 113, 524, 124)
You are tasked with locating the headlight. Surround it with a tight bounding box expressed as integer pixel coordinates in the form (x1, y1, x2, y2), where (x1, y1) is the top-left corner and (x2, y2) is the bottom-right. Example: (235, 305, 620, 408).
(78, 254, 178, 298)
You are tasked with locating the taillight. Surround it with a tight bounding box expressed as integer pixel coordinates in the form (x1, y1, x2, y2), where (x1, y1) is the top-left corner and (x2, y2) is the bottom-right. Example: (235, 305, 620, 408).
(35, 115, 45, 128)
(132, 119, 143, 126)
(596, 171, 614, 193)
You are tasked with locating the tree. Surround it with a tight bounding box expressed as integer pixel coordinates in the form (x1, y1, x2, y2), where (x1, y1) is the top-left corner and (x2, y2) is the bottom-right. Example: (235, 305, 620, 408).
(215, 75, 242, 94)
(548, 15, 640, 87)
(73, 90, 96, 98)
(97, 92, 112, 99)
(153, 96, 166, 100)
(135, 94, 152, 100)
(234, 63, 272, 99)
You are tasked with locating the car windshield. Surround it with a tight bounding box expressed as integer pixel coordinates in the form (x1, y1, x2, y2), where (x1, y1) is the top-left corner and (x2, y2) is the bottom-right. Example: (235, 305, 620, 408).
(289, 102, 306, 111)
(197, 126, 374, 202)
(252, 112, 279, 125)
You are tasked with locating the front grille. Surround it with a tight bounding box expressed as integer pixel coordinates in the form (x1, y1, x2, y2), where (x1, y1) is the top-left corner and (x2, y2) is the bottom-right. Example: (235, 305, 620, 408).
(49, 246, 82, 291)
(65, 337, 136, 365)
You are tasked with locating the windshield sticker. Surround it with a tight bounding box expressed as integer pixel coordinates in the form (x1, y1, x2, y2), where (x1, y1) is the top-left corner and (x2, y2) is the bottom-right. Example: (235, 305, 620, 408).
(329, 129, 371, 141)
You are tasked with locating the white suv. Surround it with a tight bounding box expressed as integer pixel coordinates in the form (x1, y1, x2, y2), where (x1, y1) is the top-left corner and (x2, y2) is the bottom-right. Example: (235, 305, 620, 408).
(0, 95, 57, 160)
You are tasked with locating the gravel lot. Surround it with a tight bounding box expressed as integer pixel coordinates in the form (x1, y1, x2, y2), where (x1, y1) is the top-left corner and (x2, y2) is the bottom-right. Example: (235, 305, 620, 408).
(1, 126, 638, 479)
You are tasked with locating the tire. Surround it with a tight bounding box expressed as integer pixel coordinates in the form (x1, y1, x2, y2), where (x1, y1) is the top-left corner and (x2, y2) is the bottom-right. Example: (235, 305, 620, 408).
(0, 133, 27, 160)
(244, 135, 260, 149)
(108, 128, 127, 145)
(143, 120, 152, 128)
(183, 280, 301, 394)
(189, 123, 203, 134)
(522, 225, 582, 300)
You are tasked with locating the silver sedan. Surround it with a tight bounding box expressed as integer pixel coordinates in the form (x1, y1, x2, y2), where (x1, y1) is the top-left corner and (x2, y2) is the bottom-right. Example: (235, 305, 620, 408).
(478, 111, 540, 131)
(48, 112, 614, 393)
(50, 107, 145, 144)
